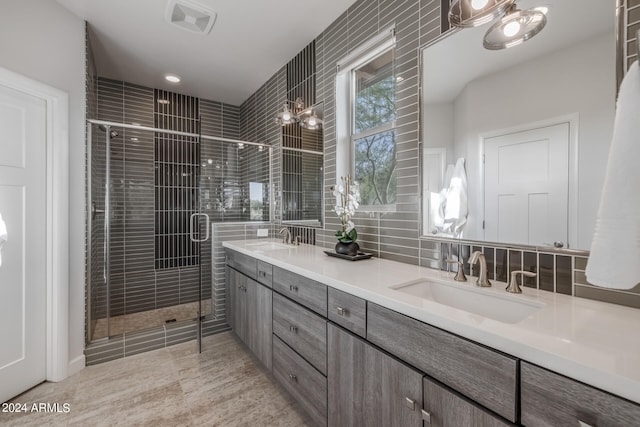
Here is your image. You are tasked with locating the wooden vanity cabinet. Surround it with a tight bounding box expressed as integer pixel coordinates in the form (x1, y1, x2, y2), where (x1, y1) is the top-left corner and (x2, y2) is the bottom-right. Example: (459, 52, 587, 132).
(422, 377, 512, 427)
(327, 323, 424, 427)
(367, 303, 518, 422)
(521, 362, 640, 427)
(225, 265, 272, 370)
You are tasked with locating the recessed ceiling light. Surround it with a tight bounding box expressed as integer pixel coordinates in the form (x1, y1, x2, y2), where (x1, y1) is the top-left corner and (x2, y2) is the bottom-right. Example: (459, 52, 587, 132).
(165, 74, 181, 83)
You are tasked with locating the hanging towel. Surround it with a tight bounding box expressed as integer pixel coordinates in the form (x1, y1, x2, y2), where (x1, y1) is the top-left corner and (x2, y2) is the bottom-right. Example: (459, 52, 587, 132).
(586, 61, 640, 289)
(0, 212, 7, 267)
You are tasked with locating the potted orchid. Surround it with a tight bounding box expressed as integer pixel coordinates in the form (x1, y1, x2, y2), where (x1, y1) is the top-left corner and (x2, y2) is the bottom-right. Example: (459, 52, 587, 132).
(332, 175, 361, 256)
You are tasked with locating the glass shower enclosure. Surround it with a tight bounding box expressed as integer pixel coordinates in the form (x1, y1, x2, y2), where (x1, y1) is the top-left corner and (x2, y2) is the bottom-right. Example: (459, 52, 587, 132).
(86, 118, 272, 349)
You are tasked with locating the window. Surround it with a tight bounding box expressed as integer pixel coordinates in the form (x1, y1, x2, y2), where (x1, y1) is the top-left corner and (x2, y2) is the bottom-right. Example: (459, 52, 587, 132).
(336, 28, 397, 210)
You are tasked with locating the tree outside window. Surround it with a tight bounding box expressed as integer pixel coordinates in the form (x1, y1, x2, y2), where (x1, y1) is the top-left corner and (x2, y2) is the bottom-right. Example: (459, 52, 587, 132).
(352, 48, 396, 207)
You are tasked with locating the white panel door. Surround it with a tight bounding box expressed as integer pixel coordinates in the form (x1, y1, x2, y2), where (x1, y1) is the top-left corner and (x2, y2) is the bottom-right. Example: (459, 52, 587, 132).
(0, 83, 47, 402)
(484, 123, 569, 247)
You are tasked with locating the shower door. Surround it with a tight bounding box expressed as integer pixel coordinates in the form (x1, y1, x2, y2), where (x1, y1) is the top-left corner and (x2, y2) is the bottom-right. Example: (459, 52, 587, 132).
(87, 118, 210, 344)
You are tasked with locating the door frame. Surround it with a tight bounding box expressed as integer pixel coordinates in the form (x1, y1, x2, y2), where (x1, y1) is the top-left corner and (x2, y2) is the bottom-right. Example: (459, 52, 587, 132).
(0, 66, 69, 382)
(479, 114, 579, 248)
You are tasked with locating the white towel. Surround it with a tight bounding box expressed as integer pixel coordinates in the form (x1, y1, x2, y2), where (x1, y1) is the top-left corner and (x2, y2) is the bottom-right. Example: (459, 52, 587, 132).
(586, 61, 640, 289)
(0, 212, 7, 267)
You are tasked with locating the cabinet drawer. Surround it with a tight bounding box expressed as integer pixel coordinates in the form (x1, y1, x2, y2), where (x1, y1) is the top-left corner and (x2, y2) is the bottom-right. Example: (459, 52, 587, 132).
(225, 249, 256, 280)
(328, 288, 366, 337)
(367, 303, 518, 422)
(273, 292, 327, 374)
(423, 376, 511, 427)
(273, 336, 327, 427)
(521, 362, 640, 426)
(256, 260, 272, 288)
(273, 266, 327, 316)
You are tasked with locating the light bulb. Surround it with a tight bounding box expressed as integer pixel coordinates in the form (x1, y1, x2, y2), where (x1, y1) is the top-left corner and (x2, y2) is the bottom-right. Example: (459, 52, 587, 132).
(282, 111, 291, 121)
(308, 116, 317, 126)
(471, 0, 489, 10)
(503, 20, 521, 37)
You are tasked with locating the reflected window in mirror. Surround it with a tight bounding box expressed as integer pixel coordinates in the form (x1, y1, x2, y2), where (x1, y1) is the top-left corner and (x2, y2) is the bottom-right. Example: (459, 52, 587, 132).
(336, 28, 397, 211)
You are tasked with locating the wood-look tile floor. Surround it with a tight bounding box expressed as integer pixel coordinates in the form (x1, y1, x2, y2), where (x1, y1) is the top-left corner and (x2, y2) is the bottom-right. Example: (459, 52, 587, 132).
(2, 332, 312, 427)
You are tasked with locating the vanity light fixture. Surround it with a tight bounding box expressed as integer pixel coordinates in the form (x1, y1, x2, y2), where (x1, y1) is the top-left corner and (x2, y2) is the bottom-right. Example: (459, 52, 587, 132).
(300, 109, 323, 130)
(449, 0, 516, 28)
(483, 3, 547, 50)
(274, 97, 323, 129)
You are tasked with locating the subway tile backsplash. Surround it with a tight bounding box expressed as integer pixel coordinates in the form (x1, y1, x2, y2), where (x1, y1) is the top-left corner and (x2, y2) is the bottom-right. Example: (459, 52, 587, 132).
(423, 237, 640, 309)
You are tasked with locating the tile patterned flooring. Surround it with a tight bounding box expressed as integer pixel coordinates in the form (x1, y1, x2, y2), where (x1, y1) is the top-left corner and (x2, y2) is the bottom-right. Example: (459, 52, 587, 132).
(92, 300, 212, 340)
(2, 332, 312, 426)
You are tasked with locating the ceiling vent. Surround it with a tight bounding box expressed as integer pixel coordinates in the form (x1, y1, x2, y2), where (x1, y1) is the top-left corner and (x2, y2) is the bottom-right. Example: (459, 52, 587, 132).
(165, 0, 217, 35)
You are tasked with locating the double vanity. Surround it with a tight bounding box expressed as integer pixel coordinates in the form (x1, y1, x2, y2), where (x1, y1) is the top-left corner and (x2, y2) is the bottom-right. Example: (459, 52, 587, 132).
(224, 239, 640, 426)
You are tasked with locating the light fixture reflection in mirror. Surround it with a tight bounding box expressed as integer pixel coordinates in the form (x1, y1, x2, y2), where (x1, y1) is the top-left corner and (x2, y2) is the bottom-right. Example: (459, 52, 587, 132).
(449, 0, 516, 28)
(483, 4, 547, 50)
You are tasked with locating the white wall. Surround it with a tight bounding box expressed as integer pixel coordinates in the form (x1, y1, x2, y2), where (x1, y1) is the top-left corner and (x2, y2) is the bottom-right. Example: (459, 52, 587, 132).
(0, 0, 86, 373)
(450, 32, 615, 249)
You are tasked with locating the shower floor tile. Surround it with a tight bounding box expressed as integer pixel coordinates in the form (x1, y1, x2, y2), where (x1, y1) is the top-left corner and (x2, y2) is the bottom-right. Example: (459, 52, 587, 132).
(92, 299, 212, 340)
(3, 332, 312, 426)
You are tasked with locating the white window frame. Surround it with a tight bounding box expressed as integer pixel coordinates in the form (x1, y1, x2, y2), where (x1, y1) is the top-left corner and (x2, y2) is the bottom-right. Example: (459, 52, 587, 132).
(335, 27, 397, 212)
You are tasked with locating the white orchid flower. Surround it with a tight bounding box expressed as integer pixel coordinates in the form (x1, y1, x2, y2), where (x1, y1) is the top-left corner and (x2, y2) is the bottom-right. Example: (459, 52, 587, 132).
(345, 221, 355, 233)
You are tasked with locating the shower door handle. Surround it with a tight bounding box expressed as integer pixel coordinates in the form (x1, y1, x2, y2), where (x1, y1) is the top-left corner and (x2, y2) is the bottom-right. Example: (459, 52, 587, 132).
(189, 213, 210, 243)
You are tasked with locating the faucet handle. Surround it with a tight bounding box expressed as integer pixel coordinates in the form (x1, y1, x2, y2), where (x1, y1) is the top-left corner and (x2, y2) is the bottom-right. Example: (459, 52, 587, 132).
(446, 259, 467, 282)
(507, 270, 537, 294)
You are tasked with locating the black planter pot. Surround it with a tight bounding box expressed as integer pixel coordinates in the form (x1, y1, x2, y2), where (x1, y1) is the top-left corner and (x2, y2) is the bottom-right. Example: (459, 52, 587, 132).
(335, 241, 359, 256)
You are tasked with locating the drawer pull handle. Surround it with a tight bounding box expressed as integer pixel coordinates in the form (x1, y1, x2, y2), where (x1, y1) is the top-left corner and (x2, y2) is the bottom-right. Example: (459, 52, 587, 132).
(289, 285, 298, 292)
(336, 306, 347, 316)
(405, 397, 415, 410)
(578, 421, 594, 427)
(421, 409, 431, 424)
(288, 373, 297, 382)
(259, 271, 266, 277)
(289, 325, 298, 333)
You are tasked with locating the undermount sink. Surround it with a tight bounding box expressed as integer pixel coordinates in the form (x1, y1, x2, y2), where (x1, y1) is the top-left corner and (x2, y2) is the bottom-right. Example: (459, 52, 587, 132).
(390, 279, 544, 324)
(246, 241, 292, 251)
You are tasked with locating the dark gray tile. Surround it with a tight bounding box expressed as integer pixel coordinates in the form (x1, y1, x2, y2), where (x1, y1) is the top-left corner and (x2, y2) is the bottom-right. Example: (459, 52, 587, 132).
(575, 256, 588, 270)
(508, 250, 522, 280)
(495, 248, 507, 282)
(539, 253, 554, 292)
(556, 255, 573, 296)
(523, 252, 538, 288)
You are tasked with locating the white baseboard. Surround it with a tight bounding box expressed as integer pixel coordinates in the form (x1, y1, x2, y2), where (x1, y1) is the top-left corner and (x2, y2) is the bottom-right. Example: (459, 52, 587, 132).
(67, 354, 85, 377)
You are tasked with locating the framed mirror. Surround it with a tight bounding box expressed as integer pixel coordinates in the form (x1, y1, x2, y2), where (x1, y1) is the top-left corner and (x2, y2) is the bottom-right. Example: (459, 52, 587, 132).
(421, 0, 615, 250)
(280, 103, 324, 226)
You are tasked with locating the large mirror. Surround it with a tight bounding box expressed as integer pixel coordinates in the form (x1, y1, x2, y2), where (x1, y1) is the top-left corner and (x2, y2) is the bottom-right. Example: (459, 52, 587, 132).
(421, 0, 615, 250)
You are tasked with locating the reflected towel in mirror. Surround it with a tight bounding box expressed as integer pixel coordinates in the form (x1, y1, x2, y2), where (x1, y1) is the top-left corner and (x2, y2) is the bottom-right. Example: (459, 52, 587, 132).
(586, 61, 640, 289)
(432, 158, 468, 237)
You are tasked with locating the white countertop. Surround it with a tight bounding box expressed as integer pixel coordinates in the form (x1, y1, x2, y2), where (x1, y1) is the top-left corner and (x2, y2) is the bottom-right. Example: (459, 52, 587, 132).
(223, 239, 640, 404)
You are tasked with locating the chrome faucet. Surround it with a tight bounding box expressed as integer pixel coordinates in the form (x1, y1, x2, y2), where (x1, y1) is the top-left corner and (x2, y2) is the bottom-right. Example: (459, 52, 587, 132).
(279, 227, 291, 245)
(469, 251, 491, 287)
(445, 259, 467, 282)
(507, 270, 537, 294)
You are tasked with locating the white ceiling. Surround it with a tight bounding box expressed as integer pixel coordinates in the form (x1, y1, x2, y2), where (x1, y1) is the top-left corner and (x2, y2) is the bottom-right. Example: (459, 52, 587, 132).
(423, 0, 615, 104)
(56, 0, 357, 105)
